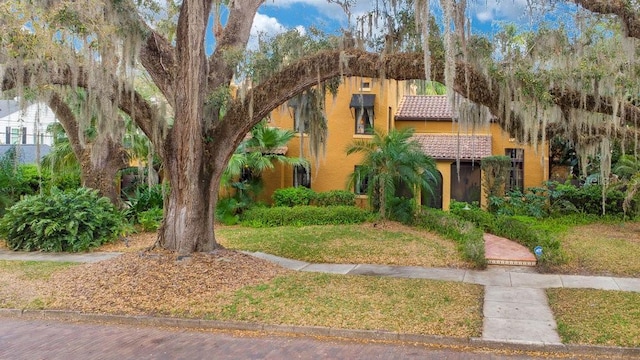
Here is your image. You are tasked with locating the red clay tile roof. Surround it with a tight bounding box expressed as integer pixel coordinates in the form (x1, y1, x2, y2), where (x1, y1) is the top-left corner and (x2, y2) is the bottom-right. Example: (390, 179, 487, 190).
(395, 95, 453, 120)
(261, 146, 288, 155)
(412, 134, 492, 160)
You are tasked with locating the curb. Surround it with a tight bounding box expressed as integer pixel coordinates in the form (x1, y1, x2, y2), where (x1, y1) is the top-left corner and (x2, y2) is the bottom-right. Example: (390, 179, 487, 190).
(1, 309, 638, 357)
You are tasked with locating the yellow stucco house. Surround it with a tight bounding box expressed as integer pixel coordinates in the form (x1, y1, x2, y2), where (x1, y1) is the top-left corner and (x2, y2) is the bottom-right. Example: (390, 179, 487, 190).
(260, 78, 548, 210)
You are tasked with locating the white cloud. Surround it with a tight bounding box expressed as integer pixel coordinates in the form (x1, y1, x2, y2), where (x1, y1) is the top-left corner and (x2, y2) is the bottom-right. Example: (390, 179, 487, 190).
(251, 12, 286, 38)
(248, 13, 307, 50)
(294, 25, 307, 36)
(471, 0, 552, 24)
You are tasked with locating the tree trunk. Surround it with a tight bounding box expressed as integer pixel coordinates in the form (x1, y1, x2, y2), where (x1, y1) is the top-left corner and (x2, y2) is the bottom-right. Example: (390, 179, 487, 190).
(159, 159, 218, 253)
(78, 141, 128, 205)
(48, 93, 128, 205)
(157, 0, 219, 253)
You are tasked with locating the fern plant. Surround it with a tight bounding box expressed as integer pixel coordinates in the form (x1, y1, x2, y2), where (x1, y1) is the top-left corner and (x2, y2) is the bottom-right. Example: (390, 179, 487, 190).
(0, 188, 126, 252)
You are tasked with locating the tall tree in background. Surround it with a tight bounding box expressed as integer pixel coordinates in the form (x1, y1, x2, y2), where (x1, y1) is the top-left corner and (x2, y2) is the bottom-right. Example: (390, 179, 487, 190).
(46, 92, 129, 205)
(0, 0, 638, 253)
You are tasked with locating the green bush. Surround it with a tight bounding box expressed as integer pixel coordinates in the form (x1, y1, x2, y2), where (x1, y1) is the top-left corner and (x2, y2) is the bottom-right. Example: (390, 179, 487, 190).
(313, 190, 355, 207)
(387, 196, 415, 224)
(450, 204, 496, 231)
(138, 207, 163, 232)
(552, 183, 630, 217)
(124, 184, 166, 222)
(18, 164, 50, 195)
(0, 188, 125, 252)
(216, 198, 242, 225)
(241, 205, 370, 227)
(413, 208, 486, 268)
(272, 187, 316, 207)
(489, 187, 549, 218)
(450, 205, 565, 266)
(492, 216, 564, 265)
(49, 170, 82, 191)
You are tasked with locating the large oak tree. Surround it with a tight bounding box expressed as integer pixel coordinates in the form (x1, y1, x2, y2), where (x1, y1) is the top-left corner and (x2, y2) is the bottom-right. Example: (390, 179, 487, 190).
(1, 0, 639, 253)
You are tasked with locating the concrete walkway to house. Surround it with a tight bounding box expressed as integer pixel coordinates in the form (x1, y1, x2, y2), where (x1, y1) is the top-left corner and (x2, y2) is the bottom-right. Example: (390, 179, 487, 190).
(1, 247, 639, 347)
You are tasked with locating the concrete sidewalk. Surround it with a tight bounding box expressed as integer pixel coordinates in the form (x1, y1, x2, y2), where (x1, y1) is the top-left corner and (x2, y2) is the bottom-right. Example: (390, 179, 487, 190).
(249, 251, 640, 292)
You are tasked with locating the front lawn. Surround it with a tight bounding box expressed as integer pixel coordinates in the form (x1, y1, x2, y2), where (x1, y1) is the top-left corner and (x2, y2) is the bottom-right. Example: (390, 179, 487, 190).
(216, 222, 470, 268)
(546, 221, 640, 277)
(548, 288, 640, 347)
(215, 273, 483, 337)
(0, 252, 483, 339)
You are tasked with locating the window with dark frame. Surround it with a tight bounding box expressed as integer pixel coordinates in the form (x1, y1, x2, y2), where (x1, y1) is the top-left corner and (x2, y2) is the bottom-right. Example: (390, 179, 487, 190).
(505, 148, 524, 192)
(354, 165, 370, 195)
(293, 165, 311, 188)
(355, 107, 374, 135)
(5, 127, 27, 145)
(350, 94, 375, 135)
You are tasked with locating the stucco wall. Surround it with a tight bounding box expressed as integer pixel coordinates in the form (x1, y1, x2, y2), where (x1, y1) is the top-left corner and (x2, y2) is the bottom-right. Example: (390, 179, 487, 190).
(256, 81, 548, 209)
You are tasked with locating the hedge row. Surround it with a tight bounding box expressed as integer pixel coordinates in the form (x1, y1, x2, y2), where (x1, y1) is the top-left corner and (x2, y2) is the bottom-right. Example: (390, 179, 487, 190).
(241, 205, 370, 227)
(451, 206, 564, 265)
(413, 208, 486, 269)
(272, 187, 355, 207)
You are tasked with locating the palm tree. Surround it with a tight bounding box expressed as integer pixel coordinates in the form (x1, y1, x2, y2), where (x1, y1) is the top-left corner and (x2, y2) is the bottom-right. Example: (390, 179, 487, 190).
(221, 120, 308, 206)
(346, 127, 437, 220)
(613, 154, 640, 180)
(41, 123, 81, 188)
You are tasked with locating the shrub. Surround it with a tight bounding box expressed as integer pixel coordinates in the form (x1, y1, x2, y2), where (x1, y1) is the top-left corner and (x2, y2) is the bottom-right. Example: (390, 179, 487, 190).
(450, 205, 565, 266)
(216, 198, 242, 225)
(18, 164, 50, 195)
(387, 196, 415, 224)
(492, 215, 564, 265)
(0, 188, 125, 252)
(541, 182, 631, 217)
(480, 155, 512, 212)
(414, 208, 486, 268)
(49, 170, 82, 191)
(241, 205, 370, 227)
(138, 207, 163, 232)
(313, 190, 355, 207)
(450, 204, 496, 231)
(124, 184, 166, 222)
(272, 187, 316, 207)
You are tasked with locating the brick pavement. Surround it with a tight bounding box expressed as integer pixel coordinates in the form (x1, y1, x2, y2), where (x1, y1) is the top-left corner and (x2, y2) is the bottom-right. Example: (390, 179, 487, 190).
(0, 318, 613, 360)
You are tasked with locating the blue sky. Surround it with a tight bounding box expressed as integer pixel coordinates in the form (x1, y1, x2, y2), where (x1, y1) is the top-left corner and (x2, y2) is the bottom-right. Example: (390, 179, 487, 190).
(249, 0, 579, 48)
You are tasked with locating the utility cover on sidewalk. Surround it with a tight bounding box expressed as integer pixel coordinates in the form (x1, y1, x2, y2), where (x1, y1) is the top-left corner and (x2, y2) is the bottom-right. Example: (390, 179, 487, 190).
(484, 233, 537, 266)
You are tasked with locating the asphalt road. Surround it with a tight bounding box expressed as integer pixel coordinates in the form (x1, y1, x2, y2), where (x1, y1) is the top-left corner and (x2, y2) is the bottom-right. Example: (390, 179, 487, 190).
(0, 318, 623, 360)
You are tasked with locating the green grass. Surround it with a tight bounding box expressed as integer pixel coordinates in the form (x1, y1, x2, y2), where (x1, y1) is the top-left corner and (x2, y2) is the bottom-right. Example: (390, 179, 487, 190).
(211, 273, 484, 338)
(548, 288, 640, 347)
(216, 223, 470, 268)
(0, 260, 77, 280)
(547, 221, 640, 277)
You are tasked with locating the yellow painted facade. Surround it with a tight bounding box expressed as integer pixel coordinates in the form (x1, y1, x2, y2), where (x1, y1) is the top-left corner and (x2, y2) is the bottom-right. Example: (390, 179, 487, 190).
(257, 78, 548, 210)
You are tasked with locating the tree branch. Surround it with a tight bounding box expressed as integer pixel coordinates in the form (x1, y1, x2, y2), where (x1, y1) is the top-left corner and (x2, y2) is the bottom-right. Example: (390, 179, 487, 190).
(47, 92, 85, 159)
(207, 0, 263, 91)
(139, 27, 177, 102)
(219, 49, 640, 153)
(574, 0, 640, 39)
(1, 64, 165, 154)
